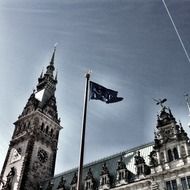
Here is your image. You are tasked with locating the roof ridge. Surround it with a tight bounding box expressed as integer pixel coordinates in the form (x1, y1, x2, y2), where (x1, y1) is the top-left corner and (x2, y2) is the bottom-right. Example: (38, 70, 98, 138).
(53, 141, 154, 179)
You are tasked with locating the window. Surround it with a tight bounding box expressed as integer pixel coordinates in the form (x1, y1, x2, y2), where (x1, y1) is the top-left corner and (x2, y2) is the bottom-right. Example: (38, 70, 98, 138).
(45, 125, 49, 134)
(85, 180, 93, 190)
(160, 152, 165, 163)
(168, 149, 173, 162)
(85, 181, 91, 190)
(121, 171, 124, 179)
(118, 171, 125, 180)
(181, 177, 187, 190)
(56, 131, 59, 139)
(173, 148, 179, 160)
(187, 176, 190, 188)
(50, 128, 54, 137)
(101, 177, 105, 185)
(101, 175, 108, 185)
(166, 179, 177, 190)
(166, 181, 172, 190)
(41, 123, 44, 131)
(181, 146, 186, 157)
(180, 176, 190, 190)
(139, 165, 143, 174)
(167, 147, 180, 162)
(172, 180, 177, 190)
(102, 176, 106, 185)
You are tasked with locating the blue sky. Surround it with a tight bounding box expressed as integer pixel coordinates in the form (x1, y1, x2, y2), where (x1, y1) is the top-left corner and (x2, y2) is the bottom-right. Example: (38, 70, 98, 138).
(0, 0, 190, 174)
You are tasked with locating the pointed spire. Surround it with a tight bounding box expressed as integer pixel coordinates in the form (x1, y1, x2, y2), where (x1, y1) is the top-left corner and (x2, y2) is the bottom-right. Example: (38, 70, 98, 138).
(36, 46, 58, 103)
(50, 43, 57, 66)
(45, 44, 58, 77)
(101, 163, 109, 175)
(117, 156, 126, 170)
(154, 130, 157, 139)
(38, 69, 44, 84)
(179, 120, 182, 128)
(40, 69, 44, 78)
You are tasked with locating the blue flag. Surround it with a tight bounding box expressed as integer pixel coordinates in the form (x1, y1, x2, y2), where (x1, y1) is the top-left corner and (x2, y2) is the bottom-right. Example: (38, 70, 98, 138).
(89, 81, 123, 104)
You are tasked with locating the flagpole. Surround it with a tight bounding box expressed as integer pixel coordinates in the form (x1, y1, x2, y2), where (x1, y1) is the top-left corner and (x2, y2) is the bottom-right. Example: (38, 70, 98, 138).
(77, 72, 90, 190)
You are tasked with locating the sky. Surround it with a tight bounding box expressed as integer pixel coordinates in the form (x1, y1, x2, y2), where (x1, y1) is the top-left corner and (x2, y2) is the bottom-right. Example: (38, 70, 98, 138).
(0, 0, 190, 175)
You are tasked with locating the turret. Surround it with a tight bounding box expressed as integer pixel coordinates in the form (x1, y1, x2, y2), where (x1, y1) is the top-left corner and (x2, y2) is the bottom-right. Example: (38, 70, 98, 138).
(150, 98, 190, 174)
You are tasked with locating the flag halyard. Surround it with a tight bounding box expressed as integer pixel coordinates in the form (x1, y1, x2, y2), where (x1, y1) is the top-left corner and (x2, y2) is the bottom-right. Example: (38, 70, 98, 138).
(89, 81, 123, 104)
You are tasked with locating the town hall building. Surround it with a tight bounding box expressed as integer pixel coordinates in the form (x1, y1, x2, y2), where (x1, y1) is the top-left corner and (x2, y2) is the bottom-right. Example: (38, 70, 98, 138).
(1, 49, 190, 190)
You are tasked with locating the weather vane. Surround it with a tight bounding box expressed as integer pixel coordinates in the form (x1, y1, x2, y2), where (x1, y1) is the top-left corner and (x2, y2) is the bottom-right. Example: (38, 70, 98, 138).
(153, 98, 167, 108)
(54, 42, 58, 48)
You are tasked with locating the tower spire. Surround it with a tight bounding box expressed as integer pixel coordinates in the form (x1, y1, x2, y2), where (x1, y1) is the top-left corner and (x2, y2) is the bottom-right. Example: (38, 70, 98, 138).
(36, 46, 58, 105)
(45, 44, 57, 77)
(40, 68, 44, 78)
(50, 43, 57, 66)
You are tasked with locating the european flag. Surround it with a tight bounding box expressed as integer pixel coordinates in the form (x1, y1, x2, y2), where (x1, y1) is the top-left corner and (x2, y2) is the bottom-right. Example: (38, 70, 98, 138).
(89, 81, 123, 104)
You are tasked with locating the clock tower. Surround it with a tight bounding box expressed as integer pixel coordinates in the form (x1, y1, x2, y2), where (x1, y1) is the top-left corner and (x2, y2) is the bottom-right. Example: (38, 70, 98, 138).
(0, 47, 62, 190)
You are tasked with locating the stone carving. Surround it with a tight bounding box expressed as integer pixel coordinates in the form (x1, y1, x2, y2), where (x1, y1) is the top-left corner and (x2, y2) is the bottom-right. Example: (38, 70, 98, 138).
(33, 117, 39, 127)
(101, 163, 109, 175)
(134, 151, 145, 175)
(70, 172, 77, 185)
(117, 157, 126, 170)
(0, 176, 5, 187)
(134, 151, 145, 165)
(85, 168, 95, 190)
(2, 167, 15, 190)
(149, 151, 158, 167)
(134, 151, 150, 176)
(57, 177, 66, 189)
(85, 168, 94, 180)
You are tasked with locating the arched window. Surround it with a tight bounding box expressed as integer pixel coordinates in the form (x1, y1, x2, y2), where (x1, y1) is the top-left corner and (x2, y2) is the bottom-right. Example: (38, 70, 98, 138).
(181, 146, 186, 158)
(28, 122, 30, 128)
(173, 147, 179, 160)
(55, 131, 59, 139)
(45, 125, 49, 134)
(50, 128, 53, 137)
(168, 149, 173, 162)
(160, 152, 165, 163)
(41, 123, 44, 131)
(102, 176, 106, 185)
(85, 181, 92, 190)
(119, 172, 121, 180)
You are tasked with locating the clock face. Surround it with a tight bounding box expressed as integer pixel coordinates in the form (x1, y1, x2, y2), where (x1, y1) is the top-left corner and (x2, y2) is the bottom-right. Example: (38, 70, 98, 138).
(37, 149, 48, 163)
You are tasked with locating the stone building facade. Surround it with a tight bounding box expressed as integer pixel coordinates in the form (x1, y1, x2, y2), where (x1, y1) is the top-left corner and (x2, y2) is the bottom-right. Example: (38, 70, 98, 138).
(41, 105, 190, 190)
(1, 49, 190, 190)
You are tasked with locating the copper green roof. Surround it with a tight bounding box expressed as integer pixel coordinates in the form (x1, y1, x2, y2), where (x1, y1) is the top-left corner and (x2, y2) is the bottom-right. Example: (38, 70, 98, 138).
(41, 142, 153, 190)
